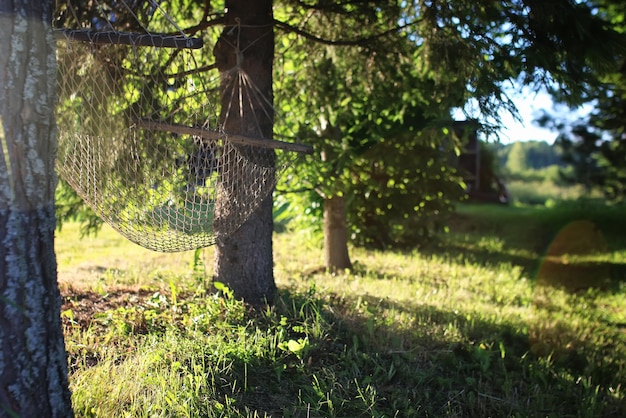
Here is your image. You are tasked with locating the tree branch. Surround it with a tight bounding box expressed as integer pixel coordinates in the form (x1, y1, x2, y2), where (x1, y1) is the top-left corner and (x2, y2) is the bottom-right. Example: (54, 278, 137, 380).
(134, 119, 313, 154)
(182, 14, 226, 37)
(273, 18, 418, 46)
(275, 186, 317, 194)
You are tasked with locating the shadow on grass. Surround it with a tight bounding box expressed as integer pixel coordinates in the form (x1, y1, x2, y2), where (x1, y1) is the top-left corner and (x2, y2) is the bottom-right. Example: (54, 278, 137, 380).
(419, 203, 626, 291)
(422, 239, 541, 276)
(222, 288, 625, 417)
(62, 278, 625, 416)
(423, 240, 626, 290)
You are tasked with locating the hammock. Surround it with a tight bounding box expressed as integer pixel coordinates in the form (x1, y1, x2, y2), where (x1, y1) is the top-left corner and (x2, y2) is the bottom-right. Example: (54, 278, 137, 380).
(54, 0, 311, 252)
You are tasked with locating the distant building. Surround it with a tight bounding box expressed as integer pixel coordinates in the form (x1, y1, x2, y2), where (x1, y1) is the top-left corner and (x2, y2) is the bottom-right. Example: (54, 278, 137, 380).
(453, 121, 509, 204)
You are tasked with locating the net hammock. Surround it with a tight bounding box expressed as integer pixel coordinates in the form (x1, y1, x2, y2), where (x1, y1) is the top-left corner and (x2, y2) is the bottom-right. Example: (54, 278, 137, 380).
(54, 1, 311, 252)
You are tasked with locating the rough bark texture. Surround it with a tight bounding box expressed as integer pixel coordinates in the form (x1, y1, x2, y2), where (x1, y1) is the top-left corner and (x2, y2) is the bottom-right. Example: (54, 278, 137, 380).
(212, 0, 276, 307)
(0, 1, 73, 416)
(324, 195, 353, 271)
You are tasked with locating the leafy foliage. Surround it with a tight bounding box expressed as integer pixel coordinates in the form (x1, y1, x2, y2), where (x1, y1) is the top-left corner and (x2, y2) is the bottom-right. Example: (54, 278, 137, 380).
(556, 124, 608, 192)
(348, 127, 465, 248)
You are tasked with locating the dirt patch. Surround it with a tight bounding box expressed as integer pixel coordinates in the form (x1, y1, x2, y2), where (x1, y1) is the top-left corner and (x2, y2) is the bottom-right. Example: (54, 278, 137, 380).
(61, 285, 156, 330)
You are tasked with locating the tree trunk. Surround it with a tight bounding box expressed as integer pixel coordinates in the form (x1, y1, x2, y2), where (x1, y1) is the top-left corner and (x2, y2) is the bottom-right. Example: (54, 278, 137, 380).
(324, 195, 353, 271)
(0, 2, 73, 416)
(212, 0, 276, 307)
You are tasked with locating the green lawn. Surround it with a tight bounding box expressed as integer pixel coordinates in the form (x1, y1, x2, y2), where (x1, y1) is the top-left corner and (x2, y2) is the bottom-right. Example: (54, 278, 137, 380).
(57, 201, 626, 417)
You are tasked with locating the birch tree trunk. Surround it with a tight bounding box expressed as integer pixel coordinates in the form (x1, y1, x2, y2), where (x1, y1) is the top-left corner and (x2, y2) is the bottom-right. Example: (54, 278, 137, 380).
(0, 1, 73, 416)
(212, 0, 276, 307)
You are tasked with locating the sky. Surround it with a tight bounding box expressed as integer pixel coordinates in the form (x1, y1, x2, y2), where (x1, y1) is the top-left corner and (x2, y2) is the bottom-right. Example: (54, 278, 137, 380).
(497, 88, 558, 144)
(456, 84, 594, 145)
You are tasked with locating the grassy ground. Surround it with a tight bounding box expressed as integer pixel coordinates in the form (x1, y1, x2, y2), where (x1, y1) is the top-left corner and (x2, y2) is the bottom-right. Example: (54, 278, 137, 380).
(505, 179, 601, 206)
(57, 201, 626, 417)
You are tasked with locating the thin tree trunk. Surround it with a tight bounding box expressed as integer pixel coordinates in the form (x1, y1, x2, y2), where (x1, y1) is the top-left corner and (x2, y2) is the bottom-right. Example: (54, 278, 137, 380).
(0, 2, 73, 416)
(324, 195, 352, 271)
(212, 0, 276, 307)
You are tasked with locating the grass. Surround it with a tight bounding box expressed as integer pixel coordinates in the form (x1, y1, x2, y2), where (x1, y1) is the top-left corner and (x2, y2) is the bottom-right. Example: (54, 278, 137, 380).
(57, 201, 626, 417)
(505, 179, 601, 206)
(442, 200, 626, 281)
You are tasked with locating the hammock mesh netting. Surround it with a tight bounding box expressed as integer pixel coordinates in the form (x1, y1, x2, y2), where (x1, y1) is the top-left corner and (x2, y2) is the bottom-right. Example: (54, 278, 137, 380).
(54, 1, 308, 252)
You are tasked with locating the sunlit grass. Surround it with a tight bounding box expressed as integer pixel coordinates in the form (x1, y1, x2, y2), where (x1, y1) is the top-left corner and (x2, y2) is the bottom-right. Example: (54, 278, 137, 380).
(506, 179, 603, 206)
(58, 202, 626, 417)
(56, 222, 213, 289)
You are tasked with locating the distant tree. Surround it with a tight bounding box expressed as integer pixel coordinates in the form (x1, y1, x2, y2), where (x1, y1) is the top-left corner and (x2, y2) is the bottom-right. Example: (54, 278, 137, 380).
(536, 113, 618, 196)
(501, 140, 565, 177)
(525, 141, 564, 169)
(0, 1, 73, 416)
(505, 141, 530, 174)
(275, 8, 469, 257)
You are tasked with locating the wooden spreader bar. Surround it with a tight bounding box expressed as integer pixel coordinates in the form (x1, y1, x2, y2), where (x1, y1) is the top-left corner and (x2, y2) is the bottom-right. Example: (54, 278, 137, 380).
(135, 119, 313, 155)
(55, 29, 204, 49)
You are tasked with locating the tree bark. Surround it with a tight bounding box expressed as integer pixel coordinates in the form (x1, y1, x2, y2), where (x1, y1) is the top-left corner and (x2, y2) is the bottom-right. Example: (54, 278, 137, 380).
(0, 1, 73, 417)
(212, 0, 276, 307)
(324, 195, 352, 271)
